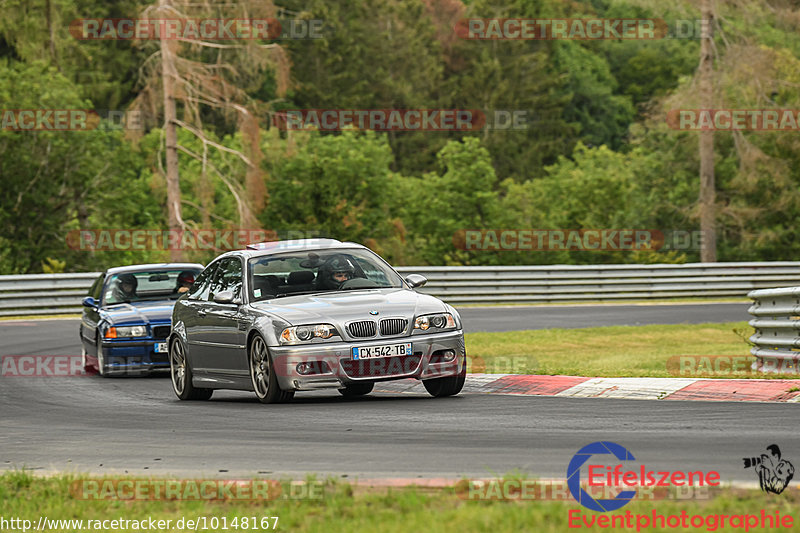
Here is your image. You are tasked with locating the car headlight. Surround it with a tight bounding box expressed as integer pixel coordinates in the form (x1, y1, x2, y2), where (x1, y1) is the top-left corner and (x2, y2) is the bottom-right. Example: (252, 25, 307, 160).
(105, 325, 147, 338)
(280, 324, 338, 345)
(414, 313, 456, 331)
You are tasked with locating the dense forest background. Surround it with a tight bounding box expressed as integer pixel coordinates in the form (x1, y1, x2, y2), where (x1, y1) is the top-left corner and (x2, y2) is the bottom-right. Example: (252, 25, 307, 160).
(2, 0, 800, 273)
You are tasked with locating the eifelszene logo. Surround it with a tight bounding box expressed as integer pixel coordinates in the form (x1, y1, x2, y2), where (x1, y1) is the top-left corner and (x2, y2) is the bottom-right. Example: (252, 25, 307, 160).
(743, 445, 795, 494)
(567, 441, 721, 512)
(567, 441, 638, 512)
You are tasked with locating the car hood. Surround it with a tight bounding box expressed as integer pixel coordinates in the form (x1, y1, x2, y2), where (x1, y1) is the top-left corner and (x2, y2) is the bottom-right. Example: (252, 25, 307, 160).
(100, 300, 176, 326)
(249, 288, 450, 325)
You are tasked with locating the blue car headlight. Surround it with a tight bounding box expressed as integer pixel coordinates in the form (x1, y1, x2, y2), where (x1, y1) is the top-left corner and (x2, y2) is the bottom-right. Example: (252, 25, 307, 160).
(105, 325, 148, 338)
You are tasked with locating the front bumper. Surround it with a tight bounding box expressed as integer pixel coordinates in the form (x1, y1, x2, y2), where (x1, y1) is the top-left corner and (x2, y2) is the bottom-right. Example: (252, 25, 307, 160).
(100, 339, 170, 375)
(269, 330, 466, 391)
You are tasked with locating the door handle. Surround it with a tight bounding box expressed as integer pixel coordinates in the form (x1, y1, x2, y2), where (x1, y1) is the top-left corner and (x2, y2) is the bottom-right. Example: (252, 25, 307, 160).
(198, 309, 207, 317)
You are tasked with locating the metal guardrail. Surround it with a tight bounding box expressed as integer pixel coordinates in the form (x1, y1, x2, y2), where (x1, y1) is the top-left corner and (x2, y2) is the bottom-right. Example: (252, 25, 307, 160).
(0, 272, 102, 317)
(1, 262, 799, 317)
(398, 262, 800, 304)
(747, 286, 800, 374)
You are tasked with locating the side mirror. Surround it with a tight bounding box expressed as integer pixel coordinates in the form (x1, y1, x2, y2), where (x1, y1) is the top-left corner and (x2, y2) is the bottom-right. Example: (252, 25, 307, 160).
(405, 274, 427, 288)
(82, 296, 98, 309)
(213, 291, 240, 305)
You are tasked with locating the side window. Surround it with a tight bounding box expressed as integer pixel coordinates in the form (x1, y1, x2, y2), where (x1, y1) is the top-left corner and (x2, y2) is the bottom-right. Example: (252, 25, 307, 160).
(89, 274, 104, 300)
(187, 263, 217, 301)
(223, 258, 243, 300)
(207, 259, 230, 301)
(208, 258, 243, 301)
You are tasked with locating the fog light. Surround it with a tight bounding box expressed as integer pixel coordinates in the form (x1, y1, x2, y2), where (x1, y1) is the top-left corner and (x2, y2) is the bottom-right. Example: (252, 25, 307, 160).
(296, 361, 331, 375)
(429, 349, 457, 364)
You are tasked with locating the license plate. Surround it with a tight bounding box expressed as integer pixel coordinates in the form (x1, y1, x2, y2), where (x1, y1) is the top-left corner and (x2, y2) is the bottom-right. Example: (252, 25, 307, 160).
(155, 342, 168, 353)
(352, 342, 412, 360)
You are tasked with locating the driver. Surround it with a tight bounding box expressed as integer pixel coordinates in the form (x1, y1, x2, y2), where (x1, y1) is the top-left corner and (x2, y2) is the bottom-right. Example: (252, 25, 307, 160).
(174, 271, 195, 294)
(318, 255, 357, 290)
(111, 273, 138, 302)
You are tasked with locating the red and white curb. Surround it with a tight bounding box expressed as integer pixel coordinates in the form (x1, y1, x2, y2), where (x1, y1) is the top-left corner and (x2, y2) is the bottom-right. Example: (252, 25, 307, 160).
(374, 374, 800, 403)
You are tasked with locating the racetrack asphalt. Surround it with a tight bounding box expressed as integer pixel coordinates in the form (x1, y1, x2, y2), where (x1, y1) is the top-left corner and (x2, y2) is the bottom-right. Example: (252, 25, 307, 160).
(2, 302, 793, 483)
(456, 302, 750, 331)
(2, 373, 798, 482)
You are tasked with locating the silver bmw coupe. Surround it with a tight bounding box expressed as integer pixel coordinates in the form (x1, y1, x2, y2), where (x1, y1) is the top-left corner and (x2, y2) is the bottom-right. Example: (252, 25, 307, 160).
(169, 239, 466, 403)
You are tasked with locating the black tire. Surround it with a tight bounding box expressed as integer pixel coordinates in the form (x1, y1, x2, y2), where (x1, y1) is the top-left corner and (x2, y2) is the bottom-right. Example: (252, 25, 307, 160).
(423, 355, 466, 398)
(249, 334, 294, 404)
(170, 338, 213, 401)
(81, 344, 94, 374)
(80, 327, 92, 373)
(338, 382, 374, 397)
(96, 333, 108, 377)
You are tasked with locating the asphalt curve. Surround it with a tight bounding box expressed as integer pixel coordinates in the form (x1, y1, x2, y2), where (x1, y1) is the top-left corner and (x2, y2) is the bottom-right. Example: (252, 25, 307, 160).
(2, 373, 798, 482)
(1, 303, 795, 483)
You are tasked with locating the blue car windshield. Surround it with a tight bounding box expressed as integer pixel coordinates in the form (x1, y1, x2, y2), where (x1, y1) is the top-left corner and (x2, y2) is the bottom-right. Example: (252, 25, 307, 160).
(248, 248, 403, 301)
(104, 269, 202, 305)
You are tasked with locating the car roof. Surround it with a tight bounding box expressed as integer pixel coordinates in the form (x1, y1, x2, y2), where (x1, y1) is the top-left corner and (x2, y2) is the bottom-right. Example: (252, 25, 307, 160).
(105, 263, 205, 275)
(235, 238, 369, 260)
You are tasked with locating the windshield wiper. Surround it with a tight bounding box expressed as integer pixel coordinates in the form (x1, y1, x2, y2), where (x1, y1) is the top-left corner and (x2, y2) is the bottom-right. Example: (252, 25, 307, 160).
(273, 290, 330, 298)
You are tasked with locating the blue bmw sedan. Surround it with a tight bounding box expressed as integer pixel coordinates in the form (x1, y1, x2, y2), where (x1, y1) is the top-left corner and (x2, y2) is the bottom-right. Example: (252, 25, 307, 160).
(79, 263, 203, 376)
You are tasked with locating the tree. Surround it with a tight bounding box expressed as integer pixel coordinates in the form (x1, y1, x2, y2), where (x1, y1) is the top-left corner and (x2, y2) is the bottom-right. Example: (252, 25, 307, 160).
(0, 0, 148, 109)
(0, 61, 144, 273)
(698, 0, 716, 262)
(397, 136, 500, 265)
(261, 129, 407, 260)
(282, 0, 447, 176)
(132, 0, 289, 260)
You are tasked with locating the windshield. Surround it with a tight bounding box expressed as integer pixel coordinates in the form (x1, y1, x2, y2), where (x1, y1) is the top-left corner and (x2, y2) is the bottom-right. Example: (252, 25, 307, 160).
(103, 269, 203, 305)
(248, 248, 403, 301)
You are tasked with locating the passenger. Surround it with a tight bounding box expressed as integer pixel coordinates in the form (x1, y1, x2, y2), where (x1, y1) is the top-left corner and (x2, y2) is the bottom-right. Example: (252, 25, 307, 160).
(174, 271, 195, 294)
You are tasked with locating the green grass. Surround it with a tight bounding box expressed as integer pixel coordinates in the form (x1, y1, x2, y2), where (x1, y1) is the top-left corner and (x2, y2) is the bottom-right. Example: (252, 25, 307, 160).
(2, 471, 797, 533)
(0, 314, 80, 321)
(464, 321, 783, 378)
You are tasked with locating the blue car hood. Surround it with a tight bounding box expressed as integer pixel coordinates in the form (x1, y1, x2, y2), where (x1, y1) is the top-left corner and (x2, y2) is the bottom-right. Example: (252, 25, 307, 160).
(101, 300, 176, 326)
